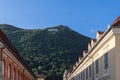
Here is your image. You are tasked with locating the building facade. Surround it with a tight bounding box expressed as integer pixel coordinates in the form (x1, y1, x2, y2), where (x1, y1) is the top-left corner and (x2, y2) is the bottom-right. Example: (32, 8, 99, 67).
(0, 30, 38, 80)
(64, 16, 120, 80)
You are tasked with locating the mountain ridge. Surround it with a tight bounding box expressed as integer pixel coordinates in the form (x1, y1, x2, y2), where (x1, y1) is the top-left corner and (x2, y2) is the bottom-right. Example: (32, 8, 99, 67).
(0, 24, 91, 80)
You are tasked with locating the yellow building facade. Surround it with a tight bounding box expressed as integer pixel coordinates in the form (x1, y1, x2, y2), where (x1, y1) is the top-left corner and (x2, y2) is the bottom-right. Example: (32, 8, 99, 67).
(64, 16, 120, 80)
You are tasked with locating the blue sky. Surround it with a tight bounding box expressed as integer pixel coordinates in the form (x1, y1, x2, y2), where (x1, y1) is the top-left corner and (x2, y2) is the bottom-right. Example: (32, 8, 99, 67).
(0, 0, 120, 38)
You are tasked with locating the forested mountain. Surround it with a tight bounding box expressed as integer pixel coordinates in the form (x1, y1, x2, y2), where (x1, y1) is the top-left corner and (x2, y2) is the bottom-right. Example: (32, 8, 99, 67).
(0, 24, 91, 80)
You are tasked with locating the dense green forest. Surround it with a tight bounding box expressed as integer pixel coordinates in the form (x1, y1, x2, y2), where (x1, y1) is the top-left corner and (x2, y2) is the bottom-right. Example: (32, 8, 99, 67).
(0, 24, 91, 80)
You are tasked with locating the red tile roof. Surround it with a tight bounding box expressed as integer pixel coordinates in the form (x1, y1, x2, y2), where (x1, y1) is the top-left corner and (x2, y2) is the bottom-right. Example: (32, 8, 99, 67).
(79, 56, 83, 60)
(92, 39, 97, 43)
(97, 31, 104, 35)
(83, 50, 88, 54)
(112, 16, 120, 26)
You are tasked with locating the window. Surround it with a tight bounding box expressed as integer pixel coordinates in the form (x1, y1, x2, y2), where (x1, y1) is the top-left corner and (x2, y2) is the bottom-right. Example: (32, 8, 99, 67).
(78, 74, 80, 80)
(8, 64, 11, 79)
(96, 59, 99, 74)
(20, 74, 22, 80)
(89, 65, 92, 77)
(13, 68, 16, 80)
(83, 71, 85, 80)
(104, 53, 108, 69)
(77, 75, 78, 80)
(13, 69, 14, 80)
(2, 60, 5, 76)
(86, 68, 88, 79)
(79, 73, 81, 80)
(75, 75, 77, 80)
(16, 71, 18, 80)
(81, 72, 82, 80)
(92, 63, 94, 79)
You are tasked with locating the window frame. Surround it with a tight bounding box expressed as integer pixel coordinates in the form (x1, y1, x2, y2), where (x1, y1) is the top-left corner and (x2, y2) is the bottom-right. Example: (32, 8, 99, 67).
(8, 63, 11, 79)
(86, 68, 88, 79)
(104, 53, 109, 69)
(2, 60, 5, 76)
(95, 59, 99, 74)
(89, 65, 92, 77)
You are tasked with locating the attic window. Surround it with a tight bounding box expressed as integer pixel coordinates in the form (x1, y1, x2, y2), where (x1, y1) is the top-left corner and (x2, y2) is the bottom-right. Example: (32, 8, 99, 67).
(83, 50, 88, 57)
(91, 39, 97, 47)
(96, 31, 104, 40)
(88, 43, 91, 50)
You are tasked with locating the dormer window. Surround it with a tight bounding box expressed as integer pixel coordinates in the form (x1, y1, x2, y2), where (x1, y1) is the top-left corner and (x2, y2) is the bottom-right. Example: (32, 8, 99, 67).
(91, 39, 97, 47)
(73, 64, 76, 69)
(79, 57, 83, 62)
(96, 31, 104, 40)
(76, 61, 78, 66)
(88, 43, 92, 51)
(83, 50, 88, 57)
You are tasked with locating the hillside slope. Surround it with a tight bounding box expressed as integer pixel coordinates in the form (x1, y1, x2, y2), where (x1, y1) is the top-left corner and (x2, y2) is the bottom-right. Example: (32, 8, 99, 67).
(0, 24, 91, 80)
